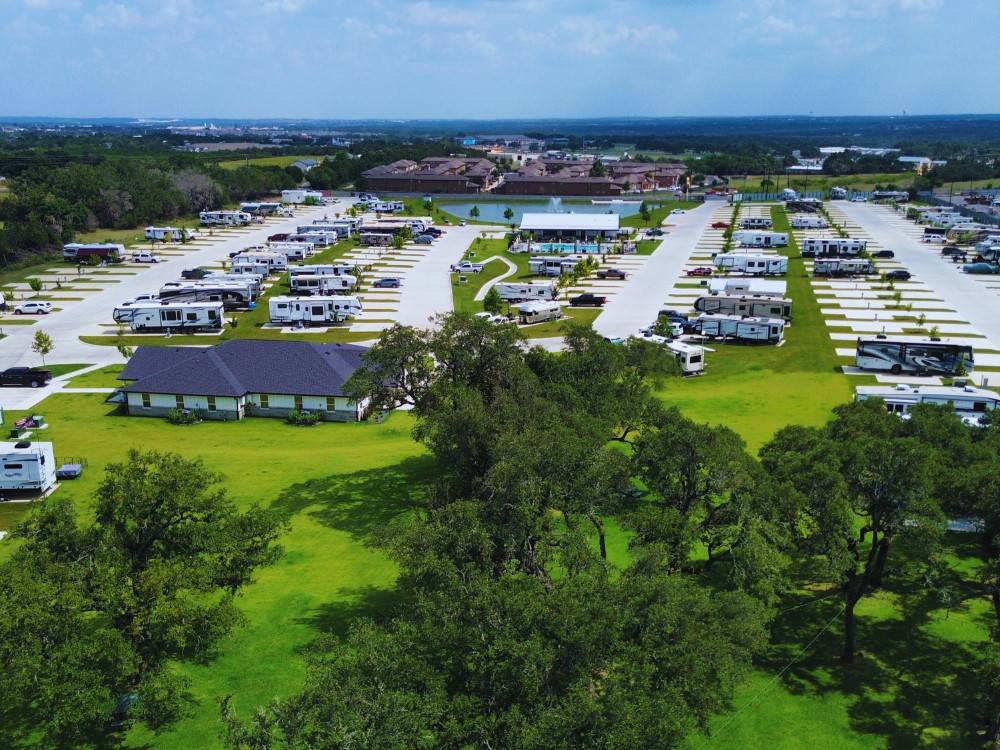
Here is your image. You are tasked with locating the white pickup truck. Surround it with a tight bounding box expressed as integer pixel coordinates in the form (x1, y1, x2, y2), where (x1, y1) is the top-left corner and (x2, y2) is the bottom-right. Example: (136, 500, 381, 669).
(450, 260, 484, 274)
(131, 251, 158, 263)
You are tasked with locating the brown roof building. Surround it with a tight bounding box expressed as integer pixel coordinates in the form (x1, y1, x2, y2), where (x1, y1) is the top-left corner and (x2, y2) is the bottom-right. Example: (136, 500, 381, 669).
(361, 157, 497, 193)
(500, 159, 688, 196)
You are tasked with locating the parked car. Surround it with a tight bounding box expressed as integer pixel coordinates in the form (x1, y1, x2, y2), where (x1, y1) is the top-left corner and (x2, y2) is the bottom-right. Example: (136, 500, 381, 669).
(942, 246, 966, 257)
(181, 267, 211, 280)
(131, 251, 158, 263)
(595, 268, 628, 280)
(851, 195, 867, 202)
(603, 336, 625, 345)
(711, 222, 730, 229)
(121, 293, 160, 306)
(414, 235, 434, 244)
(686, 267, 714, 277)
(372, 277, 401, 288)
(671, 209, 687, 215)
(647, 228, 664, 236)
(14, 301, 52, 315)
(0, 367, 52, 388)
(459, 220, 467, 226)
(569, 293, 607, 307)
(885, 270, 912, 281)
(451, 261, 484, 274)
(872, 250, 895, 259)
(474, 312, 507, 324)
(658, 309, 689, 323)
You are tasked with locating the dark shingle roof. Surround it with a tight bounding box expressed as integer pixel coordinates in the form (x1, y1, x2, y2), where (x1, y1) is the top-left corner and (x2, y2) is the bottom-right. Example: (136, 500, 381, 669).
(121, 340, 367, 398)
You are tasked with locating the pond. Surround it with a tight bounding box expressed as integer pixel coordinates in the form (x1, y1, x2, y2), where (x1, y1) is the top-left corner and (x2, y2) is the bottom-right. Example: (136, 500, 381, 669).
(436, 198, 662, 224)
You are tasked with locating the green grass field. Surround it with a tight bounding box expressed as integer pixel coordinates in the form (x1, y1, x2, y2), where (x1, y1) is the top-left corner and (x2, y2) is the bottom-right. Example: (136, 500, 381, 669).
(621, 199, 701, 228)
(215, 154, 327, 170)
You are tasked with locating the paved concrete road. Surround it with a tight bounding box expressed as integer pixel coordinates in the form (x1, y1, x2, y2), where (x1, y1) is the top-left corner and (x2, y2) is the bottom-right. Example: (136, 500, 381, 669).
(594, 204, 719, 338)
(838, 202, 1000, 346)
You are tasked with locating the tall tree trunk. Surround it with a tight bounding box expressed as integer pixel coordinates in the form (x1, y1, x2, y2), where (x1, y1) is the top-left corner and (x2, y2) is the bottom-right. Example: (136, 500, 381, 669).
(588, 514, 607, 560)
(842, 591, 859, 664)
(871, 536, 892, 589)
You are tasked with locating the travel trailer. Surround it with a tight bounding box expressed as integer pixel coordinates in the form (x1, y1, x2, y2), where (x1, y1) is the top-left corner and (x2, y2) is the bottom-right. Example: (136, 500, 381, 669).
(855, 384, 1000, 425)
(829, 187, 848, 200)
(529, 256, 590, 276)
(694, 294, 792, 319)
(199, 210, 252, 226)
(855, 336, 975, 376)
(714, 253, 788, 275)
(731, 230, 789, 248)
(289, 274, 358, 295)
(813, 258, 874, 277)
(740, 216, 773, 229)
(268, 295, 362, 325)
(113, 302, 223, 331)
(494, 281, 558, 302)
(708, 278, 787, 297)
(62, 243, 124, 262)
(800, 237, 867, 257)
(790, 215, 829, 229)
(299, 223, 352, 239)
(362, 199, 405, 213)
(199, 274, 263, 297)
(231, 251, 287, 273)
(289, 264, 358, 278)
(694, 314, 785, 343)
(666, 340, 706, 375)
(159, 280, 257, 308)
(359, 232, 394, 246)
(270, 241, 316, 261)
(281, 189, 324, 204)
(144, 226, 193, 242)
(240, 201, 282, 215)
(0, 441, 56, 493)
(288, 230, 339, 246)
(517, 300, 563, 324)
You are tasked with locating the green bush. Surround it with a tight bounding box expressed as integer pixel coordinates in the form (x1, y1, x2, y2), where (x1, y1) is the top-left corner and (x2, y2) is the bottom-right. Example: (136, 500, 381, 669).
(286, 409, 321, 426)
(167, 408, 200, 425)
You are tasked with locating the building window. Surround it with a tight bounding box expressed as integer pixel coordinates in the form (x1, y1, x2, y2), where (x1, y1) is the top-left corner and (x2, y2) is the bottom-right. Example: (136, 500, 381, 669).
(294, 395, 303, 411)
(260, 394, 269, 409)
(326, 397, 336, 411)
(207, 396, 217, 412)
(175, 395, 184, 409)
(141, 393, 151, 408)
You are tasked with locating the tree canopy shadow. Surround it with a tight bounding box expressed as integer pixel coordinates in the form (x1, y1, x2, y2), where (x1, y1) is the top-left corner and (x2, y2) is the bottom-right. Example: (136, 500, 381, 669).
(296, 584, 410, 643)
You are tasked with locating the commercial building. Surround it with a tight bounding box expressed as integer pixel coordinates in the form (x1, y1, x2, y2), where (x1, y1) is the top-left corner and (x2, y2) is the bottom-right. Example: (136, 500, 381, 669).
(519, 212, 621, 240)
(361, 157, 497, 193)
(501, 158, 686, 196)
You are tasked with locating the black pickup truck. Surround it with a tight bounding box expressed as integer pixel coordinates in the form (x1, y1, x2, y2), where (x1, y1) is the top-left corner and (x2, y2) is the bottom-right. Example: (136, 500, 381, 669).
(0, 367, 53, 388)
(569, 293, 608, 307)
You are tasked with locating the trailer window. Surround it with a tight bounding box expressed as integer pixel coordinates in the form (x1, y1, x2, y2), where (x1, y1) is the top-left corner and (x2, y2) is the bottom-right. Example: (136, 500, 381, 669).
(162, 310, 181, 322)
(186, 312, 198, 321)
(208, 310, 218, 320)
(4, 464, 23, 470)
(689, 355, 703, 364)
(974, 401, 988, 412)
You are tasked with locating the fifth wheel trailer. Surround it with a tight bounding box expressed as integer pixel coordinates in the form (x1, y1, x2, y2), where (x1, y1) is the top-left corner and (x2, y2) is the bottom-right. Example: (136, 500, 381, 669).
(694, 295, 792, 319)
(790, 215, 829, 229)
(494, 281, 558, 302)
(289, 274, 358, 295)
(800, 237, 867, 257)
(714, 253, 788, 275)
(732, 230, 789, 248)
(113, 302, 223, 331)
(268, 296, 363, 325)
(199, 210, 252, 226)
(813, 258, 874, 277)
(694, 314, 785, 344)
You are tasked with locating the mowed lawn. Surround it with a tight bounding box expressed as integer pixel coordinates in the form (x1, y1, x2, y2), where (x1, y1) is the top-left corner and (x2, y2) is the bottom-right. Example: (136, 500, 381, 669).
(215, 154, 326, 170)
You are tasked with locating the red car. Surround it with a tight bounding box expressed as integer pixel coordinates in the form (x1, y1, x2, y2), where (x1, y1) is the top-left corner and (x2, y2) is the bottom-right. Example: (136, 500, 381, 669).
(712, 222, 730, 229)
(687, 267, 714, 277)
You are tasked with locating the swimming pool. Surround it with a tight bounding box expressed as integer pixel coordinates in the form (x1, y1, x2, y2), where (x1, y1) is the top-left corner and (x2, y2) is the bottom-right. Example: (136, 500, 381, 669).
(534, 242, 601, 254)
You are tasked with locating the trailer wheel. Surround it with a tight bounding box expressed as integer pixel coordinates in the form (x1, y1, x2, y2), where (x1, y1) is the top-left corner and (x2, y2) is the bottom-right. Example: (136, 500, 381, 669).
(890, 364, 902, 375)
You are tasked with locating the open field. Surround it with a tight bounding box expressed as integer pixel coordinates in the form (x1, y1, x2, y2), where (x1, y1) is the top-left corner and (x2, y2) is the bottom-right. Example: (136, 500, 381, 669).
(215, 154, 326, 170)
(727, 173, 918, 193)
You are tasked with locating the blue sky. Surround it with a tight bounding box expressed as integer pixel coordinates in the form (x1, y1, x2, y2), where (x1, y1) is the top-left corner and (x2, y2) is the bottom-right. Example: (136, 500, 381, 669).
(1, 0, 996, 118)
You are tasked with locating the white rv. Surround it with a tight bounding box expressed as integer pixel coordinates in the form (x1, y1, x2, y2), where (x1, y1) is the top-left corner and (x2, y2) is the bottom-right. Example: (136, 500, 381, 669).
(829, 187, 848, 200)
(740, 216, 773, 229)
(301, 223, 352, 239)
(113, 302, 223, 331)
(855, 383, 1000, 425)
(732, 230, 789, 248)
(708, 278, 787, 298)
(289, 274, 358, 295)
(494, 281, 558, 302)
(144, 226, 192, 242)
(714, 253, 788, 275)
(231, 251, 287, 273)
(270, 241, 316, 261)
(289, 264, 358, 278)
(666, 341, 706, 375)
(517, 300, 563, 324)
(199, 210, 252, 227)
(800, 237, 867, 257)
(281, 189, 324, 204)
(268, 295, 362, 325)
(790, 216, 829, 229)
(695, 314, 785, 343)
(0, 441, 56, 493)
(288, 230, 339, 246)
(694, 295, 792, 319)
(240, 201, 282, 215)
(813, 258, 874, 277)
(529, 256, 590, 276)
(364, 199, 405, 213)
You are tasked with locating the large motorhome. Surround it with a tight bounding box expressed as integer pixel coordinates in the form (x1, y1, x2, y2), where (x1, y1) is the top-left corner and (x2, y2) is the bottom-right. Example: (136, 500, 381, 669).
(144, 226, 193, 242)
(856, 384, 1000, 424)
(359, 232, 394, 246)
(694, 314, 785, 343)
(740, 216, 773, 229)
(281, 189, 323, 204)
(270, 241, 316, 261)
(240, 201, 282, 216)
(666, 340, 706, 375)
(694, 294, 792, 319)
(268, 295, 362, 325)
(362, 198, 405, 213)
(517, 300, 562, 324)
(800, 237, 867, 257)
(289, 264, 358, 278)
(62, 242, 124, 262)
(299, 223, 352, 239)
(732, 230, 789, 248)
(791, 216, 829, 229)
(0, 441, 56, 493)
(289, 274, 358, 295)
(529, 255, 590, 276)
(159, 281, 257, 308)
(714, 253, 788, 275)
(113, 302, 223, 331)
(231, 251, 287, 273)
(813, 258, 874, 277)
(199, 210, 252, 226)
(855, 335, 975, 376)
(494, 281, 558, 302)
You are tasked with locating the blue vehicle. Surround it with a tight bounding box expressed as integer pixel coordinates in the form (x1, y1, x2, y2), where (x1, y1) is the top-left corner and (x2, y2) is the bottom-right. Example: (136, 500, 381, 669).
(372, 277, 401, 288)
(964, 262, 1000, 275)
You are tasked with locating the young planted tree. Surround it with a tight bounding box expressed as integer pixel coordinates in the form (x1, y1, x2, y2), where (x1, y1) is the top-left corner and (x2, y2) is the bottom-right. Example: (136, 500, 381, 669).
(469, 205, 480, 220)
(503, 206, 514, 223)
(28, 277, 43, 296)
(31, 329, 54, 365)
(482, 285, 503, 315)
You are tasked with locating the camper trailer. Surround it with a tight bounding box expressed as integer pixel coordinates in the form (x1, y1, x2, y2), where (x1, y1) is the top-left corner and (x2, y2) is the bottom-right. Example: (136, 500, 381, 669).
(363, 199, 405, 213)
(494, 281, 558, 302)
(270, 241, 316, 261)
(800, 237, 867, 257)
(0, 441, 56, 493)
(732, 230, 789, 248)
(666, 341, 706, 375)
(694, 295, 792, 319)
(198, 274, 262, 296)
(813, 258, 874, 277)
(790, 216, 829, 229)
(114, 302, 223, 331)
(240, 201, 282, 216)
(300, 223, 352, 239)
(714, 253, 788, 275)
(855, 383, 1000, 424)
(359, 232, 394, 247)
(159, 280, 257, 308)
(695, 314, 785, 344)
(144, 226, 192, 242)
(199, 210, 252, 227)
(517, 300, 563, 325)
(281, 189, 323, 204)
(829, 187, 848, 200)
(289, 264, 358, 278)
(529, 256, 590, 276)
(740, 216, 773, 229)
(708, 278, 787, 298)
(289, 274, 357, 295)
(268, 295, 362, 325)
(62, 243, 124, 263)
(231, 252, 287, 273)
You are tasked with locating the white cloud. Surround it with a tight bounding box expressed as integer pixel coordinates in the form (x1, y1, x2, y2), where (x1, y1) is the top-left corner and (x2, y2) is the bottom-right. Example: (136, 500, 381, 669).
(559, 17, 678, 59)
(82, 2, 142, 32)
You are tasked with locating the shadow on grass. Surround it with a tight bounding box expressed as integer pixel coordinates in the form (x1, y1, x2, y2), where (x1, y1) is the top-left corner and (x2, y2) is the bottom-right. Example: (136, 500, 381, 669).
(269, 454, 437, 541)
(297, 584, 408, 641)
